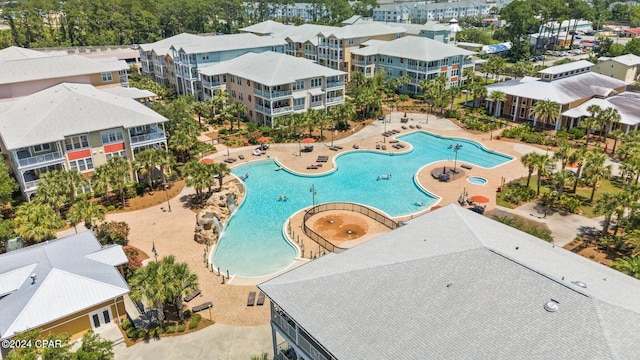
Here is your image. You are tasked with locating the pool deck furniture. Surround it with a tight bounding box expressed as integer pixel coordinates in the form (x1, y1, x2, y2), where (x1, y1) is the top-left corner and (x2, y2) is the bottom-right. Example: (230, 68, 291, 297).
(184, 289, 202, 303)
(416, 124, 422, 129)
(376, 144, 380, 150)
(192, 301, 213, 313)
(381, 145, 387, 150)
(238, 154, 245, 160)
(256, 292, 265, 306)
(247, 292, 256, 306)
(402, 125, 408, 130)
(461, 164, 472, 170)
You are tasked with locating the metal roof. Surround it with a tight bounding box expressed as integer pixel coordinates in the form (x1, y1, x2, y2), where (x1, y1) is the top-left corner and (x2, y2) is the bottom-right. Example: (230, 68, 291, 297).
(240, 20, 294, 35)
(317, 22, 405, 39)
(172, 33, 286, 55)
(84, 245, 128, 266)
(352, 36, 473, 61)
(101, 87, 157, 99)
(138, 33, 205, 56)
(198, 51, 345, 87)
(538, 60, 594, 75)
(562, 92, 640, 126)
(0, 232, 129, 339)
(608, 54, 640, 66)
(259, 204, 640, 360)
(0, 83, 167, 149)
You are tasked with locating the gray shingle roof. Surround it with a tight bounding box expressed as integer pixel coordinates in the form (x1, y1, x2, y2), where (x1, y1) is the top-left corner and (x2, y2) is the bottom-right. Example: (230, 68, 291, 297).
(351, 36, 474, 61)
(0, 83, 167, 149)
(198, 51, 345, 86)
(259, 204, 640, 360)
(0, 232, 129, 339)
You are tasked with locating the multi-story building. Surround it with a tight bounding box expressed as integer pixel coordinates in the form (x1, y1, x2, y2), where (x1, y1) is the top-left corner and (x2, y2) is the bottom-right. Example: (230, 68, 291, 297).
(373, 1, 492, 23)
(281, 24, 338, 61)
(591, 54, 640, 84)
(244, 2, 329, 23)
(351, 36, 474, 91)
(0, 231, 129, 354)
(0, 83, 168, 200)
(485, 60, 630, 131)
(259, 204, 640, 360)
(199, 51, 346, 127)
(316, 23, 406, 79)
(170, 33, 286, 97)
(0, 46, 129, 99)
(139, 33, 205, 87)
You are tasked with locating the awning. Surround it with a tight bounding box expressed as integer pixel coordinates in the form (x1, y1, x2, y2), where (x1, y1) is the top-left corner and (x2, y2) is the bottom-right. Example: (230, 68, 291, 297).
(293, 93, 306, 98)
(309, 89, 324, 96)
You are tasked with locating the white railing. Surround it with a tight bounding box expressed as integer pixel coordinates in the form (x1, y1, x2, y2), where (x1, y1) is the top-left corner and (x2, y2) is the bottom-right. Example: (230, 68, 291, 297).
(408, 64, 426, 71)
(17, 152, 64, 168)
(272, 106, 293, 115)
(298, 336, 329, 360)
(326, 96, 343, 104)
(310, 101, 323, 108)
(254, 89, 292, 99)
(325, 81, 344, 89)
(130, 131, 165, 144)
(23, 179, 41, 190)
(273, 312, 297, 340)
(202, 80, 221, 88)
(351, 60, 368, 66)
(318, 53, 328, 59)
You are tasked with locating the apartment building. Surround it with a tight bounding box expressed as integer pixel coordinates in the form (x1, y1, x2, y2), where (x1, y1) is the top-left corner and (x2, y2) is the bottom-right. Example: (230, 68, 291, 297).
(170, 33, 286, 97)
(244, 2, 328, 23)
(199, 51, 346, 127)
(259, 204, 640, 360)
(372, 1, 492, 23)
(316, 23, 406, 79)
(592, 54, 640, 84)
(351, 36, 474, 91)
(139, 33, 206, 87)
(0, 46, 128, 99)
(0, 83, 168, 200)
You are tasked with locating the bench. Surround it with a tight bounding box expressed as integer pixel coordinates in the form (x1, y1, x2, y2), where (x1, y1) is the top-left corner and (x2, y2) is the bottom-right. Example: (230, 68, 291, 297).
(192, 301, 213, 313)
(184, 289, 201, 303)
(461, 164, 473, 170)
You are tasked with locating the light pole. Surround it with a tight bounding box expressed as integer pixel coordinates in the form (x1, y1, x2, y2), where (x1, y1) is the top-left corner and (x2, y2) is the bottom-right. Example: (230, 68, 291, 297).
(309, 184, 317, 209)
(449, 143, 463, 172)
(163, 182, 172, 212)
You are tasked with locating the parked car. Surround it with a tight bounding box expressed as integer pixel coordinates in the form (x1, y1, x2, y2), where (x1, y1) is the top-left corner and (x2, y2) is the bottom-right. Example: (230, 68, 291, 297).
(559, 51, 568, 56)
(528, 56, 538, 62)
(538, 55, 546, 60)
(551, 51, 561, 56)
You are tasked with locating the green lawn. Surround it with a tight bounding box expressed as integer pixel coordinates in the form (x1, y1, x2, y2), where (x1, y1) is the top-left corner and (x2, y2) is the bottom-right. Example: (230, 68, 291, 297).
(497, 175, 625, 218)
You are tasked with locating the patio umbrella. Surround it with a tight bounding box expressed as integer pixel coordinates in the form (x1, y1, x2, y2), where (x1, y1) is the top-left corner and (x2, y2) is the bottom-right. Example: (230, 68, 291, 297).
(258, 136, 269, 143)
(470, 195, 490, 203)
(302, 138, 315, 144)
(200, 158, 214, 164)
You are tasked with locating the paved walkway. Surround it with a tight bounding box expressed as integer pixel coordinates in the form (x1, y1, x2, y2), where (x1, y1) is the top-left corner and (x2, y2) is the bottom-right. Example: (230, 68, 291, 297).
(113, 324, 271, 360)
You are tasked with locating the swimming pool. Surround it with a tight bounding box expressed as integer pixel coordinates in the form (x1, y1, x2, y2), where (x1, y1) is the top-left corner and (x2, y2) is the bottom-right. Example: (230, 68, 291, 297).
(468, 176, 488, 185)
(212, 131, 513, 277)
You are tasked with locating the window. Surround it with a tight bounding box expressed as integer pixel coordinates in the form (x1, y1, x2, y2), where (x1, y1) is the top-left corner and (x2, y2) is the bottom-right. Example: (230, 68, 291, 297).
(101, 73, 113, 82)
(311, 95, 322, 103)
(247, 80, 251, 87)
(231, 90, 236, 98)
(69, 157, 94, 172)
(230, 75, 235, 83)
(101, 129, 124, 144)
(294, 98, 305, 107)
(293, 80, 305, 91)
(519, 107, 526, 119)
(65, 135, 89, 151)
(239, 93, 243, 100)
(248, 95, 252, 102)
(106, 150, 127, 160)
(33, 143, 51, 153)
(237, 77, 242, 85)
(310, 78, 322, 87)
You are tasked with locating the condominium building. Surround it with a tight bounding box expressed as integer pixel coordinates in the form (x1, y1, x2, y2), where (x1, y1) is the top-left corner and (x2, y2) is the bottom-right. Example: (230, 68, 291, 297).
(244, 2, 329, 23)
(351, 36, 474, 91)
(0, 83, 168, 200)
(316, 23, 406, 79)
(259, 204, 640, 360)
(139, 33, 207, 87)
(199, 51, 346, 127)
(485, 60, 630, 131)
(0, 46, 129, 99)
(372, 1, 492, 23)
(170, 33, 286, 97)
(591, 54, 640, 84)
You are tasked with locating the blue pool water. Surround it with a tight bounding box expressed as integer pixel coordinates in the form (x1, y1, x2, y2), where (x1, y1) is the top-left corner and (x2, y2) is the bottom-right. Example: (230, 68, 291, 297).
(212, 132, 513, 277)
(468, 176, 488, 185)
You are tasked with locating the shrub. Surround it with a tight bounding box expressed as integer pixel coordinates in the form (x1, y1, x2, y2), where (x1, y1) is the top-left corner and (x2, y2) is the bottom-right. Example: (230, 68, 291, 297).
(122, 319, 133, 331)
(177, 324, 186, 332)
(122, 246, 143, 279)
(560, 196, 582, 214)
(568, 127, 585, 140)
(444, 109, 459, 119)
(152, 326, 163, 337)
(399, 94, 409, 102)
(137, 329, 147, 339)
(107, 205, 116, 212)
(183, 310, 192, 321)
(165, 326, 176, 334)
(502, 184, 537, 205)
(95, 221, 130, 246)
(126, 328, 138, 339)
(125, 185, 137, 199)
(189, 314, 202, 329)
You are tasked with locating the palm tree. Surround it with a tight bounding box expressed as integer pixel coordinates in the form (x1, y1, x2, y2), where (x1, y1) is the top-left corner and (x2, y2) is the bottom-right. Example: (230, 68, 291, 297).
(303, 108, 319, 137)
(583, 150, 612, 202)
(550, 169, 574, 200)
(520, 152, 537, 187)
(129, 260, 172, 326)
(212, 90, 230, 125)
(133, 149, 160, 194)
(553, 140, 572, 171)
(531, 153, 551, 195)
(192, 101, 208, 130)
(350, 71, 366, 86)
(34, 171, 69, 214)
(315, 109, 331, 140)
(14, 201, 64, 244)
(156, 149, 176, 186)
(599, 107, 621, 136)
(446, 86, 462, 111)
(329, 102, 356, 131)
(212, 162, 230, 191)
(106, 156, 131, 208)
(488, 90, 506, 117)
(226, 102, 248, 130)
(169, 127, 198, 163)
(91, 166, 112, 200)
(67, 199, 107, 232)
(531, 99, 561, 129)
(609, 129, 624, 156)
(471, 83, 487, 108)
(611, 256, 640, 279)
(61, 169, 88, 204)
(183, 160, 215, 198)
(568, 147, 588, 193)
(166, 259, 199, 322)
(582, 104, 602, 147)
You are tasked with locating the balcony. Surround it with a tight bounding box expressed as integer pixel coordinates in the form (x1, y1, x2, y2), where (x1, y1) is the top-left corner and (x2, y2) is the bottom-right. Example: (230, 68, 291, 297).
(408, 64, 427, 72)
(23, 179, 41, 190)
(326, 95, 343, 104)
(130, 131, 166, 145)
(254, 89, 292, 99)
(351, 59, 369, 66)
(325, 81, 344, 89)
(310, 101, 323, 108)
(293, 104, 305, 111)
(16, 151, 64, 168)
(255, 104, 293, 115)
(318, 53, 328, 59)
(202, 79, 222, 89)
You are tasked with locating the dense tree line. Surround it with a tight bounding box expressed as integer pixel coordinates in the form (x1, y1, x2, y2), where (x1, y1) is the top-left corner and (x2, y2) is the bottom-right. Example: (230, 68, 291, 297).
(0, 0, 377, 48)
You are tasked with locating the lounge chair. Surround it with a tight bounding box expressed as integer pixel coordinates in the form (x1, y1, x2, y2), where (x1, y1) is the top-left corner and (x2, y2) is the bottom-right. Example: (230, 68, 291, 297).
(247, 292, 256, 306)
(376, 144, 380, 150)
(184, 289, 201, 303)
(401, 126, 408, 130)
(306, 165, 318, 170)
(238, 154, 245, 160)
(416, 124, 422, 129)
(192, 301, 213, 313)
(409, 125, 415, 129)
(335, 145, 343, 149)
(461, 164, 472, 170)
(256, 292, 265, 306)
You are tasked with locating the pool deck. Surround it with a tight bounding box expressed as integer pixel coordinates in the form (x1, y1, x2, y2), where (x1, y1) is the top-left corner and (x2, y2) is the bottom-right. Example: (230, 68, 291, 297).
(102, 112, 544, 333)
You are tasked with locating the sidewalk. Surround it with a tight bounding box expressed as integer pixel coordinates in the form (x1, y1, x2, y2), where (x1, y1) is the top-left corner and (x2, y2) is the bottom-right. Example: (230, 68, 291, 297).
(113, 324, 271, 360)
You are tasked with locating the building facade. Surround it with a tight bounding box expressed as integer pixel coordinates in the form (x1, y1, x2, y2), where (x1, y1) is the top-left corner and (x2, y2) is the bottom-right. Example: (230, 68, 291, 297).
(372, 1, 492, 23)
(592, 54, 640, 84)
(139, 33, 205, 87)
(0, 83, 168, 200)
(351, 36, 474, 91)
(199, 51, 346, 127)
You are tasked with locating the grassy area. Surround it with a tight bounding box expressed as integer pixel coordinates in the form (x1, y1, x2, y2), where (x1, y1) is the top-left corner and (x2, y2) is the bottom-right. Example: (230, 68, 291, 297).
(497, 175, 625, 218)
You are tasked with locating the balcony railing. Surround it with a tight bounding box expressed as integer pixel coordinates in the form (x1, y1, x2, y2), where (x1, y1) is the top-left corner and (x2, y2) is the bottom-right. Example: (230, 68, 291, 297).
(293, 104, 305, 111)
(298, 335, 329, 360)
(17, 152, 64, 168)
(326, 80, 344, 89)
(273, 312, 297, 340)
(310, 101, 323, 108)
(351, 60, 369, 66)
(254, 89, 292, 99)
(23, 179, 41, 190)
(318, 53, 328, 59)
(130, 131, 165, 144)
(272, 106, 293, 115)
(408, 64, 426, 72)
(202, 80, 222, 88)
(326, 96, 343, 104)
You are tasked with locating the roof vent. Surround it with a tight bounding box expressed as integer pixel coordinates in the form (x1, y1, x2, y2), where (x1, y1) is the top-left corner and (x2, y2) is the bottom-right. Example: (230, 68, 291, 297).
(30, 273, 37, 284)
(544, 300, 559, 312)
(572, 280, 587, 288)
(446, 282, 453, 288)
